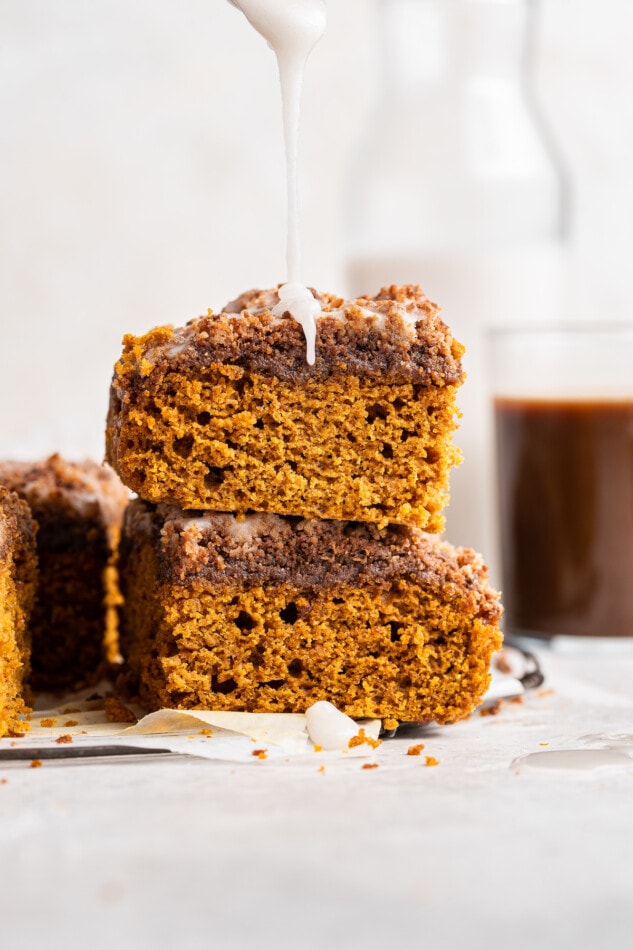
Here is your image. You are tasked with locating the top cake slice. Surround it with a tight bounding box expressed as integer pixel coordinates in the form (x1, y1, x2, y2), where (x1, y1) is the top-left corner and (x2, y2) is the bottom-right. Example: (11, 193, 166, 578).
(107, 285, 464, 530)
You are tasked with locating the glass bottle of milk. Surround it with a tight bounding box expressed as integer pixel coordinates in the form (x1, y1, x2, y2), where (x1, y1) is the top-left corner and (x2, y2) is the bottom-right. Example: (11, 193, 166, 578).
(345, 0, 567, 582)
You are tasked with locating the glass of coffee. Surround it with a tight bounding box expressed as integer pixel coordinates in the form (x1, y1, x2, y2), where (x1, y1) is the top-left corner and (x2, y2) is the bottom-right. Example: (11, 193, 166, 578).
(488, 325, 633, 646)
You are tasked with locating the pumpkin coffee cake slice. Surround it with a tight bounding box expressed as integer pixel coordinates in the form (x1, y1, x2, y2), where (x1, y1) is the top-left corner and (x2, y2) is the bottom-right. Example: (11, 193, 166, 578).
(119, 501, 502, 727)
(0, 456, 129, 691)
(107, 284, 464, 532)
(0, 487, 37, 737)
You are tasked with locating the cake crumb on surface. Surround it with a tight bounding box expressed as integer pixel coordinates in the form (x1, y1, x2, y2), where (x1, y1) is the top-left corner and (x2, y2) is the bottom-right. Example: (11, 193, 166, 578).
(362, 763, 379, 770)
(30, 759, 42, 768)
(407, 743, 425, 756)
(40, 718, 56, 728)
(55, 734, 73, 745)
(63, 720, 79, 727)
(251, 749, 268, 760)
(480, 699, 504, 717)
(424, 756, 439, 767)
(348, 728, 382, 750)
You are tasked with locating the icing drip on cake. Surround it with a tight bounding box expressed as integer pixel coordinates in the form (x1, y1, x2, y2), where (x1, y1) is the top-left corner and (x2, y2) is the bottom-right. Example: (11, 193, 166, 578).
(229, 0, 327, 364)
(271, 283, 321, 364)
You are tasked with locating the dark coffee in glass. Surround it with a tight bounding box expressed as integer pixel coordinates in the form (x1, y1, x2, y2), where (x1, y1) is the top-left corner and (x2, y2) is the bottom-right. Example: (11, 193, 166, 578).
(489, 327, 633, 641)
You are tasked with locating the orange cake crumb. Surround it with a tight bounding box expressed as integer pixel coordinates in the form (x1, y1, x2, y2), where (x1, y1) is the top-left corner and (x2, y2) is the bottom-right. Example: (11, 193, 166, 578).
(480, 699, 504, 717)
(40, 718, 56, 728)
(362, 763, 379, 770)
(251, 749, 268, 760)
(425, 756, 439, 767)
(348, 728, 382, 750)
(55, 734, 73, 745)
(30, 759, 42, 769)
(407, 743, 425, 756)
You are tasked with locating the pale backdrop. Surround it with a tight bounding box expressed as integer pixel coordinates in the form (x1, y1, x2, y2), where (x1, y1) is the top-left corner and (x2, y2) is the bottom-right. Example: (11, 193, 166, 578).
(0, 0, 631, 460)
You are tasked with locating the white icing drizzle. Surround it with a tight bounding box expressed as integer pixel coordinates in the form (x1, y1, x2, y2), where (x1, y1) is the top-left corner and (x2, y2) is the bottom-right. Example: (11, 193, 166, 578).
(139, 295, 421, 371)
(271, 282, 321, 363)
(229, 0, 327, 364)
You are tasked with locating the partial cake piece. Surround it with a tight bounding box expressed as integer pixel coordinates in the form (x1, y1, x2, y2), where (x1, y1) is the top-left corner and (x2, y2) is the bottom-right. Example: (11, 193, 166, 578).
(119, 501, 502, 726)
(107, 285, 464, 531)
(0, 488, 37, 737)
(0, 456, 129, 691)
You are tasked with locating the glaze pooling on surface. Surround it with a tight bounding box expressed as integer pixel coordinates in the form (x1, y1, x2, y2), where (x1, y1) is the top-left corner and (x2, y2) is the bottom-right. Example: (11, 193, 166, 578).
(514, 743, 633, 773)
(230, 0, 327, 363)
(516, 750, 633, 772)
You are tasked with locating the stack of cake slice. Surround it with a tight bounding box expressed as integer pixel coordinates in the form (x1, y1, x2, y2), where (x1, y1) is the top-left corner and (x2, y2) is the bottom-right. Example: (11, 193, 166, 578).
(107, 284, 502, 728)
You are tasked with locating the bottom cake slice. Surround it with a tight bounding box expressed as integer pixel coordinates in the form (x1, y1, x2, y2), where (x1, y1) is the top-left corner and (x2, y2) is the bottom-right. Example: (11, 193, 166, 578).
(119, 502, 502, 726)
(0, 488, 38, 737)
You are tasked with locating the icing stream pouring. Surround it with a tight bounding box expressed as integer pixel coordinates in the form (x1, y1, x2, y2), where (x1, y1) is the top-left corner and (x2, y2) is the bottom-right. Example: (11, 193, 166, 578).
(228, 0, 326, 364)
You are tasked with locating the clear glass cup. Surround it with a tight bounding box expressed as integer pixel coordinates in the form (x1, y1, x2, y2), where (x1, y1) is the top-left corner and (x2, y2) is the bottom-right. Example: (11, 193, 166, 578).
(488, 325, 633, 651)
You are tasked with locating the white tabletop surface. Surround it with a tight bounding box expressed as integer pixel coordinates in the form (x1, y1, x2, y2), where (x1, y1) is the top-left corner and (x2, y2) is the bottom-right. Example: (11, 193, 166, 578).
(1, 648, 632, 950)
